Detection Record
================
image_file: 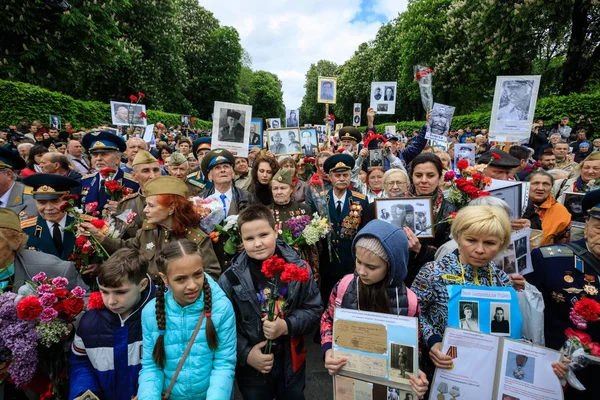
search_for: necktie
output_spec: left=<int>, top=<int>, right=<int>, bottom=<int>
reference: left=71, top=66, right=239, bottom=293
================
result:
left=336, top=200, right=342, bottom=217
left=53, top=223, right=63, bottom=254
left=220, top=194, right=227, bottom=216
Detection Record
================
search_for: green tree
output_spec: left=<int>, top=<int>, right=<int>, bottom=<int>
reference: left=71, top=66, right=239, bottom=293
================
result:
left=298, top=60, right=338, bottom=124
left=250, top=71, right=285, bottom=119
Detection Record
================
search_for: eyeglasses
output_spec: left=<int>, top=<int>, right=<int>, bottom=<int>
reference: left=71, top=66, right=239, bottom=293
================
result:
left=385, top=181, right=407, bottom=187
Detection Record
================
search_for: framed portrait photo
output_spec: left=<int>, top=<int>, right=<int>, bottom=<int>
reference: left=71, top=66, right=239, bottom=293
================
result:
left=249, top=118, right=263, bottom=148
left=369, top=149, right=383, bottom=168
left=285, top=109, right=299, bottom=127
left=335, top=123, right=343, bottom=132
left=370, top=81, right=397, bottom=115
left=180, top=115, right=191, bottom=128
left=267, top=128, right=301, bottom=156
left=353, top=114, right=361, bottom=126
left=560, top=191, right=585, bottom=226
left=487, top=180, right=526, bottom=219
left=211, top=101, right=252, bottom=157
left=375, top=197, right=434, bottom=238
left=267, top=118, right=281, bottom=129
left=110, top=101, right=147, bottom=127
left=299, top=128, right=319, bottom=156
left=49, top=115, right=61, bottom=130
left=317, top=76, right=337, bottom=104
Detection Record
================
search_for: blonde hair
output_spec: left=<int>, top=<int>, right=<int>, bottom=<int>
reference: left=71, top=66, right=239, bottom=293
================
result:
left=451, top=206, right=511, bottom=251
left=382, top=168, right=409, bottom=185
left=578, top=152, right=600, bottom=172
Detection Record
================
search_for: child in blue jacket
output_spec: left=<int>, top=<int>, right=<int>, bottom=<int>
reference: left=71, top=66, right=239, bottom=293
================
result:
left=69, top=248, right=156, bottom=400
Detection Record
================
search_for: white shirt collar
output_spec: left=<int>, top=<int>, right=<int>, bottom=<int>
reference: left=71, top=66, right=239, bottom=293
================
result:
left=214, top=186, right=233, bottom=201
left=333, top=190, right=347, bottom=206
left=46, top=214, right=68, bottom=237
left=0, top=182, right=16, bottom=207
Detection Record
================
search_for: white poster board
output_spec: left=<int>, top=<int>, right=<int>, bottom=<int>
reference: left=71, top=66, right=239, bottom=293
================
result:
left=211, top=101, right=252, bottom=157
left=370, top=82, right=397, bottom=115
left=426, top=103, right=455, bottom=143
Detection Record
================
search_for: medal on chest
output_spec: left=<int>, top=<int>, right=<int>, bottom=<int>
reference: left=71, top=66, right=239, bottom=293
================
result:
left=513, top=354, right=528, bottom=380
left=584, top=275, right=598, bottom=296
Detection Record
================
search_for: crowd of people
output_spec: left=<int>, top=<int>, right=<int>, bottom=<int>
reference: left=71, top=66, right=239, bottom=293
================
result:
left=0, top=107, right=598, bottom=400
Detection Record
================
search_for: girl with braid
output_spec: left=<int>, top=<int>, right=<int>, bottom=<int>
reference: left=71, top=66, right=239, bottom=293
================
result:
left=138, top=239, right=237, bottom=399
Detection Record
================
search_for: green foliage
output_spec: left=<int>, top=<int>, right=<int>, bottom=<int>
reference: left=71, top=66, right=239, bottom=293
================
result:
left=299, top=60, right=338, bottom=124
left=0, top=79, right=211, bottom=130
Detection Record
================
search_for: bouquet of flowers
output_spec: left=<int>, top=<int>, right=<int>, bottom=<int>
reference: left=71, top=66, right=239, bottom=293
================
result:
left=189, top=197, right=225, bottom=234
left=414, top=65, right=434, bottom=112
left=445, top=158, right=493, bottom=208
left=259, top=255, right=310, bottom=354
left=308, top=173, right=338, bottom=262
left=559, top=298, right=600, bottom=390
left=127, top=92, right=146, bottom=133
left=282, top=212, right=330, bottom=247
left=213, top=215, right=242, bottom=255
left=99, top=168, right=133, bottom=202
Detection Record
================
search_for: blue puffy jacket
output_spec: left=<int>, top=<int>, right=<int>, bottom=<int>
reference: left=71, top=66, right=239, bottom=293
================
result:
left=138, top=275, right=237, bottom=399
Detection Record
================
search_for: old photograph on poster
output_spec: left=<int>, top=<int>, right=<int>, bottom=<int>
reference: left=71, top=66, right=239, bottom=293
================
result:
left=370, top=150, right=383, bottom=167
left=211, top=101, right=252, bottom=157
left=111, top=101, right=147, bottom=127
left=353, top=115, right=361, bottom=126
left=249, top=118, right=263, bottom=148
left=489, top=75, right=541, bottom=143
left=454, top=143, right=475, bottom=168
left=488, top=182, right=523, bottom=219
left=317, top=77, right=337, bottom=104
left=389, top=344, right=415, bottom=385
left=180, top=115, right=191, bottom=128
left=267, top=118, right=280, bottom=129
left=370, top=82, right=397, bottom=115
left=385, top=125, right=397, bottom=136
left=459, top=300, right=480, bottom=332
left=375, top=197, right=434, bottom=238
left=286, top=109, right=299, bottom=127
left=316, top=125, right=327, bottom=143
left=268, top=128, right=301, bottom=156
left=354, top=103, right=361, bottom=114
left=299, top=128, right=319, bottom=156
left=49, top=115, right=61, bottom=130
left=560, top=191, right=585, bottom=226
left=427, top=103, right=455, bottom=141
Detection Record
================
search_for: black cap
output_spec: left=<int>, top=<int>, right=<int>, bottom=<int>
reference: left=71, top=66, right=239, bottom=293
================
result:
left=338, top=127, right=362, bottom=142
left=82, top=130, right=127, bottom=153
left=582, top=189, right=600, bottom=219
left=324, top=154, right=355, bottom=174
left=22, top=174, right=80, bottom=200
left=0, top=147, right=26, bottom=170
left=476, top=149, right=521, bottom=168
left=200, top=148, right=235, bottom=178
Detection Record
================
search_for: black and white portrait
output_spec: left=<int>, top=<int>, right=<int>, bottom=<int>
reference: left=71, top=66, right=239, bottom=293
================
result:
left=249, top=118, right=263, bottom=147
left=268, top=118, right=281, bottom=129
left=373, top=86, right=382, bottom=100
left=370, top=149, right=383, bottom=167
left=389, top=343, right=414, bottom=384
left=110, top=101, right=147, bottom=127
left=377, top=103, right=388, bottom=112
left=488, top=182, right=523, bottom=219
left=218, top=109, right=246, bottom=143
left=286, top=109, right=299, bottom=128
left=211, top=101, right=252, bottom=157
left=354, top=103, right=361, bottom=113
left=370, top=81, right=397, bottom=114
left=387, top=388, right=414, bottom=400
left=318, top=77, right=336, bottom=104
left=385, top=125, right=397, bottom=136
left=428, top=103, right=455, bottom=137
left=503, top=254, right=517, bottom=274
left=268, top=128, right=300, bottom=155
left=316, top=125, right=326, bottom=143
left=454, top=144, right=475, bottom=167
left=353, top=115, right=361, bottom=126
left=300, top=128, right=318, bottom=156
left=49, top=115, right=61, bottom=130
left=384, top=86, right=395, bottom=101
left=490, top=303, right=511, bottom=336
left=376, top=197, right=434, bottom=237
left=458, top=301, right=480, bottom=332
left=497, top=80, right=534, bottom=121
left=514, top=236, right=527, bottom=258
left=181, top=115, right=191, bottom=128
left=517, top=255, right=527, bottom=274
left=561, top=192, right=585, bottom=225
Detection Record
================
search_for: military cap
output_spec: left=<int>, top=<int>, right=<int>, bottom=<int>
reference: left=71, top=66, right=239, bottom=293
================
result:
left=200, top=148, right=235, bottom=178
left=227, top=110, right=241, bottom=120
left=582, top=189, right=600, bottom=219
left=169, top=152, right=188, bottom=167
left=82, top=130, right=127, bottom=153
left=0, top=147, right=26, bottom=170
left=271, top=169, right=293, bottom=186
left=132, top=150, right=158, bottom=167
left=143, top=176, right=188, bottom=198
left=324, top=154, right=355, bottom=174
left=192, top=137, right=211, bottom=158
left=0, top=208, right=22, bottom=232
left=476, top=149, right=521, bottom=169
left=21, top=173, right=80, bottom=200
left=388, top=135, right=399, bottom=142
left=338, top=127, right=362, bottom=143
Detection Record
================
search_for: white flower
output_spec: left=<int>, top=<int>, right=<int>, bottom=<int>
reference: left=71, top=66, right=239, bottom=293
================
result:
left=223, top=215, right=239, bottom=232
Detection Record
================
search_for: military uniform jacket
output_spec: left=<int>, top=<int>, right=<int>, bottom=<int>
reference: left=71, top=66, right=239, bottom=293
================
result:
left=80, top=168, right=139, bottom=214
left=6, top=181, right=38, bottom=220
left=187, top=168, right=213, bottom=194
left=21, top=215, right=75, bottom=261
left=116, top=191, right=146, bottom=239
left=320, top=188, right=368, bottom=278
left=101, top=221, right=221, bottom=280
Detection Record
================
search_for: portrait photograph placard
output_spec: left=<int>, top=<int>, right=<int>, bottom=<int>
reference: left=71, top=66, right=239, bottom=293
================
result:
left=180, top=115, right=191, bottom=128
left=489, top=75, right=542, bottom=143
left=560, top=191, right=585, bottom=227
left=317, top=76, right=337, bottom=104
left=353, top=114, right=361, bottom=127
left=110, top=101, right=147, bottom=127
left=49, top=115, right=61, bottom=130
left=487, top=180, right=529, bottom=219
left=427, top=103, right=455, bottom=143
left=385, top=125, right=397, bottom=136
left=286, top=109, right=299, bottom=127
left=299, top=128, right=319, bottom=157
left=370, top=81, right=397, bottom=115
left=353, top=103, right=361, bottom=127
left=267, top=128, right=301, bottom=156
left=354, top=103, right=361, bottom=114
left=316, top=125, right=327, bottom=144
left=249, top=118, right=263, bottom=148
left=335, top=123, right=343, bottom=132
left=454, top=143, right=475, bottom=169
left=374, top=197, right=434, bottom=238
left=267, top=118, right=281, bottom=129
left=211, top=101, right=252, bottom=158
left=369, top=149, right=384, bottom=168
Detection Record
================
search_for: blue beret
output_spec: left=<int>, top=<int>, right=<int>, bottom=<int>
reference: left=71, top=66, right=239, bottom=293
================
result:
left=82, top=130, right=127, bottom=153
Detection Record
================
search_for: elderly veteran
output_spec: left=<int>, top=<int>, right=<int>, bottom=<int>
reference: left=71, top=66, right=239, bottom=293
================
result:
left=0, top=208, right=88, bottom=292
left=20, top=174, right=80, bottom=260
left=553, top=152, right=600, bottom=200
left=338, top=126, right=362, bottom=154
left=80, top=130, right=139, bottom=216
left=186, top=137, right=212, bottom=192
left=0, top=147, right=38, bottom=220
left=167, top=152, right=203, bottom=196
left=269, top=169, right=312, bottom=227
left=477, top=149, right=522, bottom=181
left=527, top=188, right=600, bottom=400
left=81, top=176, right=220, bottom=280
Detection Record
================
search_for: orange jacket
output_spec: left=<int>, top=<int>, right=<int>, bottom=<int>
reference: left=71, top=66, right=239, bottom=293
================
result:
left=535, top=195, right=572, bottom=246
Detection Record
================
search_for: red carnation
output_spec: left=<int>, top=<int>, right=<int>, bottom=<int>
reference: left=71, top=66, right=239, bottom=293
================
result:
left=191, top=117, right=195, bottom=124
left=59, top=202, right=70, bottom=212
left=574, top=298, right=600, bottom=322
left=309, top=173, right=323, bottom=187
left=280, top=264, right=310, bottom=284
left=100, top=168, right=116, bottom=178
left=90, top=219, right=107, bottom=229
left=60, top=297, right=85, bottom=320
left=88, top=292, right=105, bottom=310
left=52, top=289, right=69, bottom=300
left=61, top=194, right=79, bottom=202
left=472, top=173, right=482, bottom=181
left=138, top=92, right=145, bottom=99
left=478, top=190, right=491, bottom=197
left=75, top=236, right=88, bottom=248
left=140, top=111, right=147, bottom=119
left=129, top=94, right=138, bottom=102
left=454, top=178, right=468, bottom=189
left=261, top=255, right=287, bottom=279
left=565, top=327, right=592, bottom=345
left=457, top=159, right=469, bottom=170
left=491, top=153, right=501, bottom=160
left=17, top=296, right=43, bottom=320
left=304, top=157, right=315, bottom=164
left=463, top=185, right=478, bottom=196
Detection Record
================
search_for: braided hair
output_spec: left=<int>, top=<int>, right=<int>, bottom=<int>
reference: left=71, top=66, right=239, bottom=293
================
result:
left=153, top=239, right=218, bottom=369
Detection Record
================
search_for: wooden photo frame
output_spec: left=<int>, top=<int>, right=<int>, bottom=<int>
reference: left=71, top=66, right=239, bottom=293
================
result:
left=375, top=197, right=435, bottom=238
left=249, top=118, right=263, bottom=148
left=299, top=127, right=320, bottom=157
left=317, top=76, right=337, bottom=104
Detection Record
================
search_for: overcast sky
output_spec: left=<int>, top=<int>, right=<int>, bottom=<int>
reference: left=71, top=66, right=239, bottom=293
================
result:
left=200, top=0, right=409, bottom=110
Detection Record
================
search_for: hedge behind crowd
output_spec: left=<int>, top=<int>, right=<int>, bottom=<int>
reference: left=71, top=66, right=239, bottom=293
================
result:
left=0, top=80, right=212, bottom=131
left=2, top=79, right=600, bottom=137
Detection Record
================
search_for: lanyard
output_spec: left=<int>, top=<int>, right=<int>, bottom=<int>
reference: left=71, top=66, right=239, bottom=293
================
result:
left=457, top=260, right=494, bottom=287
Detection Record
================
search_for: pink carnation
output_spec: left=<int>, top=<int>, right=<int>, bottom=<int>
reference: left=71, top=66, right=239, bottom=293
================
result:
left=71, top=286, right=86, bottom=299
left=40, top=293, right=57, bottom=308
left=37, top=284, right=52, bottom=294
left=32, top=272, right=47, bottom=283
left=52, top=277, right=68, bottom=289
left=444, top=171, right=456, bottom=182
left=40, top=307, right=59, bottom=322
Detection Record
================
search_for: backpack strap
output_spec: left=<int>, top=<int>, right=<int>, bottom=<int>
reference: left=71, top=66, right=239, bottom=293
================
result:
left=406, top=288, right=418, bottom=317
left=335, top=274, right=355, bottom=307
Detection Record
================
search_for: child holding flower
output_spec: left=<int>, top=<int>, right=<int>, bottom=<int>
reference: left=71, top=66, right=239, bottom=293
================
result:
left=218, top=204, right=322, bottom=399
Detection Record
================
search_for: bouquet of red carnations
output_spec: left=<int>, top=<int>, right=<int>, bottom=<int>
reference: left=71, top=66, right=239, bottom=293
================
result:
left=445, top=158, right=493, bottom=208
left=99, top=168, right=133, bottom=201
